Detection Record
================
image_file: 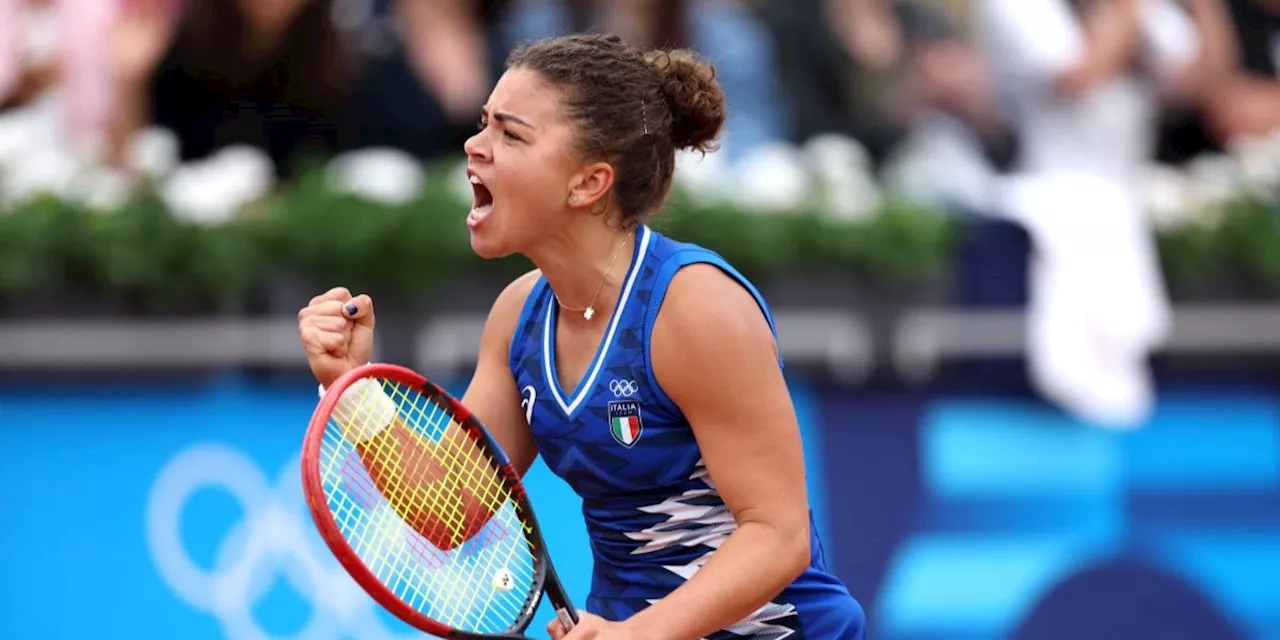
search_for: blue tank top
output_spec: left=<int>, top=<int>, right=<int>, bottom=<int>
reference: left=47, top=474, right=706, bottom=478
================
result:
left=509, top=225, right=865, bottom=639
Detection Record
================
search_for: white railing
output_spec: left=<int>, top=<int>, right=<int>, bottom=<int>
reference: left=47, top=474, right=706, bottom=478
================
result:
left=3, top=305, right=1280, bottom=382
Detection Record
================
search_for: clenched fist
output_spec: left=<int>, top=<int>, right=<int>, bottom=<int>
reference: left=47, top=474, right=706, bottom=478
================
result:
left=298, top=287, right=375, bottom=388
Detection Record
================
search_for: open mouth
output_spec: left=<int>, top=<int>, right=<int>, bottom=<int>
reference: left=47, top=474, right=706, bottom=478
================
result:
left=468, top=174, right=494, bottom=228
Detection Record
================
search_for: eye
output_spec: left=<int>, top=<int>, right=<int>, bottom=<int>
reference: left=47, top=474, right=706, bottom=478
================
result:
left=503, top=130, right=521, bottom=142
left=476, top=119, right=487, bottom=131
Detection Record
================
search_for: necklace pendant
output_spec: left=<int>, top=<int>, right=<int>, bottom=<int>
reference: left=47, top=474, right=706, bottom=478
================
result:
left=583, top=306, right=595, bottom=320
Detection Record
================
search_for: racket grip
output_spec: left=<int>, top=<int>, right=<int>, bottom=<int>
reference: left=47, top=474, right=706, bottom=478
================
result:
left=555, top=607, right=577, bottom=632
left=330, top=377, right=398, bottom=443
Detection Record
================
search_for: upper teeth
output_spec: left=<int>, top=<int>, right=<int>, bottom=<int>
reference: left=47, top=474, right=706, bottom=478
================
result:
left=469, top=175, right=483, bottom=185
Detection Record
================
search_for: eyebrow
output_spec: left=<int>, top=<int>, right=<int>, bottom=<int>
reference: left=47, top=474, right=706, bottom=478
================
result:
left=481, top=107, right=536, bottom=131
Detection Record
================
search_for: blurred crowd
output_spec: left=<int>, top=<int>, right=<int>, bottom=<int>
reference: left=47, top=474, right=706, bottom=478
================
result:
left=5, top=0, right=1280, bottom=425
left=0, top=0, right=1276, bottom=198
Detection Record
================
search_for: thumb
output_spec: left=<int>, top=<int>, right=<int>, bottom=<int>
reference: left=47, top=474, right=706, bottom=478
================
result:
left=343, top=294, right=376, bottom=328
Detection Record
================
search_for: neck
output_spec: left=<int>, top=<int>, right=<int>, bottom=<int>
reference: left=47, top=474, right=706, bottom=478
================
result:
left=527, top=218, right=636, bottom=323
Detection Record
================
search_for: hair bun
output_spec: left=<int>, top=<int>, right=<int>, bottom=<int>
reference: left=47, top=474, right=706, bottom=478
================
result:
left=646, top=49, right=726, bottom=153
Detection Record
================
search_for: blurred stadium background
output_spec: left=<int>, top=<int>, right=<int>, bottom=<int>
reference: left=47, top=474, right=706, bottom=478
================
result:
left=3, top=0, right=1280, bottom=638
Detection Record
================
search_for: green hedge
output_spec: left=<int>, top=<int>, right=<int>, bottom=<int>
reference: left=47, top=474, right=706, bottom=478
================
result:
left=0, top=159, right=1277, bottom=315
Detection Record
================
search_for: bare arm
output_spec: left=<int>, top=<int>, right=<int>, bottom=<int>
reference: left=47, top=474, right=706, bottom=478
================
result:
left=395, top=0, right=489, bottom=121
left=1053, top=0, right=1145, bottom=97
left=624, top=265, right=810, bottom=640
left=459, top=269, right=542, bottom=476
left=1182, top=0, right=1238, bottom=88
left=828, top=0, right=905, bottom=70
left=104, top=0, right=176, bottom=168
left=1195, top=0, right=1280, bottom=141
left=1204, top=76, right=1280, bottom=141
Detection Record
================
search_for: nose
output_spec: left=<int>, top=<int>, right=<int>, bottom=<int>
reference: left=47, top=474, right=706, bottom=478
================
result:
left=464, top=129, right=490, bottom=163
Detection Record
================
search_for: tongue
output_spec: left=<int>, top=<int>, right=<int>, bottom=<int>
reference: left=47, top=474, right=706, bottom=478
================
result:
left=473, top=184, right=493, bottom=210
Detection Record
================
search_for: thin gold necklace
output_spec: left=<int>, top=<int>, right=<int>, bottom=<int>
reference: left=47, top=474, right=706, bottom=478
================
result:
left=556, top=235, right=629, bottom=321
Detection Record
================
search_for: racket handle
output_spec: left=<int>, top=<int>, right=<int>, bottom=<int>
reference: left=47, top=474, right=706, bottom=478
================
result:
left=546, top=568, right=579, bottom=630
left=555, top=606, right=578, bottom=631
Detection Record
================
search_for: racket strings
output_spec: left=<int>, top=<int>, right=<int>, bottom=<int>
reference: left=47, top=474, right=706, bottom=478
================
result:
left=319, top=378, right=538, bottom=633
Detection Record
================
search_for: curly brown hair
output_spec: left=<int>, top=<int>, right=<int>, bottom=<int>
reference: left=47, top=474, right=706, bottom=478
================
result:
left=506, top=34, right=726, bottom=224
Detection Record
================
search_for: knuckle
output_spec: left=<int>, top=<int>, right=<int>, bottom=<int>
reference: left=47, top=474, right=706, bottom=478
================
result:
left=312, top=300, right=339, bottom=316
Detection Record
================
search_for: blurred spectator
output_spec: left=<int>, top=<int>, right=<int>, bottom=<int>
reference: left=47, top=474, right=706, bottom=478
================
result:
left=0, top=0, right=115, bottom=156
left=977, top=0, right=1226, bottom=183
left=105, top=0, right=515, bottom=177
left=506, top=0, right=790, bottom=165
left=1203, top=0, right=1280, bottom=141
left=341, top=0, right=514, bottom=159
left=107, top=0, right=351, bottom=178
left=1160, top=0, right=1280, bottom=160
left=974, top=0, right=1228, bottom=427
left=754, top=0, right=1009, bottom=170
left=0, top=0, right=61, bottom=111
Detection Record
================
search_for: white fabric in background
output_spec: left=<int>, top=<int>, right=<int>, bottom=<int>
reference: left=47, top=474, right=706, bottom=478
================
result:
left=975, top=0, right=1195, bottom=427
left=995, top=173, right=1170, bottom=428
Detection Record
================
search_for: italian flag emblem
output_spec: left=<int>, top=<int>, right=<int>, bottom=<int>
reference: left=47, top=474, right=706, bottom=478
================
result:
left=607, top=400, right=644, bottom=447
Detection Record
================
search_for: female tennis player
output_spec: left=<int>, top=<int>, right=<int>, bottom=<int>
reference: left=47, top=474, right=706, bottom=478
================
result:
left=298, top=33, right=865, bottom=640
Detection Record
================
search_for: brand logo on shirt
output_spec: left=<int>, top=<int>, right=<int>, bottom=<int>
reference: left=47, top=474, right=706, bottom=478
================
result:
left=607, top=400, right=644, bottom=448
left=609, top=379, right=639, bottom=398
left=521, top=385, right=536, bottom=425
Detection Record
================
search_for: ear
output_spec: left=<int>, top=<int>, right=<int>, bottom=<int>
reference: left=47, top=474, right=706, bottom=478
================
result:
left=567, top=162, right=614, bottom=211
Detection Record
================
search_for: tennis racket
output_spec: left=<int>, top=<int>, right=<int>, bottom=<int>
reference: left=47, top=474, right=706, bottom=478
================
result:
left=301, top=362, right=579, bottom=639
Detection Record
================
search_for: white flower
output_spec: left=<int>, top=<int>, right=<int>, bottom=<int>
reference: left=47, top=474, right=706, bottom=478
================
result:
left=0, top=107, right=43, bottom=174
left=804, top=134, right=883, bottom=222
left=674, top=147, right=731, bottom=203
left=211, top=145, right=275, bottom=200
left=127, top=127, right=181, bottom=182
left=1140, top=163, right=1195, bottom=230
left=727, top=143, right=810, bottom=214
left=326, top=147, right=425, bottom=206
left=1227, top=134, right=1280, bottom=195
left=878, top=115, right=997, bottom=216
left=161, top=145, right=275, bottom=226
left=69, top=166, right=136, bottom=212
left=1183, top=153, right=1243, bottom=227
left=2, top=147, right=82, bottom=205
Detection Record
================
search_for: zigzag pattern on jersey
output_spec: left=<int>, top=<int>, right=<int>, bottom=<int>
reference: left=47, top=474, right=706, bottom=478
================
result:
left=624, top=461, right=737, bottom=559
left=704, top=600, right=804, bottom=640
left=589, top=597, right=804, bottom=639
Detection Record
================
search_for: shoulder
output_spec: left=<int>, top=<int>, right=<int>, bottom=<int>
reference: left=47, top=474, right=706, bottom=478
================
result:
left=497, top=268, right=543, bottom=310
left=649, top=263, right=785, bottom=420
left=651, top=263, right=775, bottom=365
left=481, top=269, right=543, bottom=346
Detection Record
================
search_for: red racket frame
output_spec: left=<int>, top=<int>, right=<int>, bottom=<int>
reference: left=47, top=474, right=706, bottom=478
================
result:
left=301, top=363, right=578, bottom=639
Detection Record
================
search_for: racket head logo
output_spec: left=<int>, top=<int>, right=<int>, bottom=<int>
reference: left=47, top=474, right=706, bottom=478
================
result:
left=492, top=567, right=516, bottom=591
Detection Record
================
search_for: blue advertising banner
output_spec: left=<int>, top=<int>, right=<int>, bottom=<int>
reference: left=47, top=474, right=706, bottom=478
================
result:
left=8, top=370, right=1277, bottom=640
left=0, top=374, right=831, bottom=640
left=823, top=389, right=1280, bottom=640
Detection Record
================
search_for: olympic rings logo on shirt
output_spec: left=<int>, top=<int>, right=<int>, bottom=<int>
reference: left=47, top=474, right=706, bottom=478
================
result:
left=144, top=443, right=424, bottom=640
left=609, top=379, right=639, bottom=398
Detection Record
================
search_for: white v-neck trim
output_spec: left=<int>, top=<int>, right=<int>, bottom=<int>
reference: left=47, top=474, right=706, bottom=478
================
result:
left=542, top=226, right=652, bottom=416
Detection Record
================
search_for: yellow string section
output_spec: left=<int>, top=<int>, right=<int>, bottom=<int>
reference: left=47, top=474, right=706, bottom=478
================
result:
left=318, top=378, right=538, bottom=633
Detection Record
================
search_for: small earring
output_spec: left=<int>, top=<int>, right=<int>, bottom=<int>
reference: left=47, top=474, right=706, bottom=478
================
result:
left=569, top=195, right=579, bottom=205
